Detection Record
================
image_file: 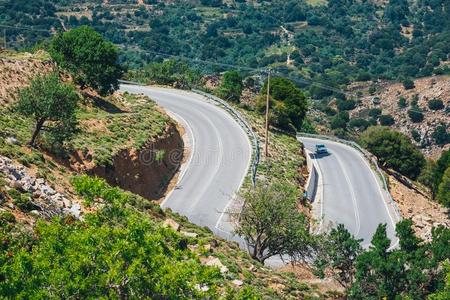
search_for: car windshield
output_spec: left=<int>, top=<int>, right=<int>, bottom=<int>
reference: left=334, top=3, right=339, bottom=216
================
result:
left=317, top=145, right=325, bottom=148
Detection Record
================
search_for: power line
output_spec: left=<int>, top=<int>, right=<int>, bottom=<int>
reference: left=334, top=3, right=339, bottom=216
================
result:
left=0, top=23, right=432, bottom=114
left=0, top=24, right=55, bottom=33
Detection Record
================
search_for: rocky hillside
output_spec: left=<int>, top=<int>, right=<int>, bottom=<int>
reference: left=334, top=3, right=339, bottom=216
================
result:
left=350, top=75, right=450, bottom=159
left=0, top=51, right=55, bottom=106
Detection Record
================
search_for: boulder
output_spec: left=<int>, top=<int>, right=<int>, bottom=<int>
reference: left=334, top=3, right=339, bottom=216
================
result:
left=5, top=137, right=18, bottom=145
left=232, top=279, right=243, bottom=287
left=202, top=257, right=228, bottom=274
left=163, top=218, right=180, bottom=231
left=69, top=203, right=81, bottom=219
left=181, top=231, right=198, bottom=238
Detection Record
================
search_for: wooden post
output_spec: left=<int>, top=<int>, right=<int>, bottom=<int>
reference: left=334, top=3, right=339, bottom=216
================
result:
left=264, top=69, right=271, bottom=157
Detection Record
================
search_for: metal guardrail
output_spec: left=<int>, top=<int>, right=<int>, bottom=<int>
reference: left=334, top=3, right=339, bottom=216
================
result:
left=297, top=133, right=402, bottom=222
left=191, top=89, right=260, bottom=187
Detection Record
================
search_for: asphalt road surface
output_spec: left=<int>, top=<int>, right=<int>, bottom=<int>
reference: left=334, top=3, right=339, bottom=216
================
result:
left=120, top=85, right=252, bottom=239
left=299, top=137, right=399, bottom=248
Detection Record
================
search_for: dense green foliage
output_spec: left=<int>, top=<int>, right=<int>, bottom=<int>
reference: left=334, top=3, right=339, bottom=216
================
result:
left=314, top=224, right=363, bottom=288
left=3, top=0, right=450, bottom=97
left=234, top=182, right=312, bottom=264
left=408, top=108, right=424, bottom=123
left=0, top=175, right=259, bottom=299
left=432, top=125, right=450, bottom=146
left=50, top=26, right=123, bottom=95
left=433, top=150, right=450, bottom=206
left=361, top=126, right=425, bottom=179
left=436, top=167, right=450, bottom=207
left=216, top=70, right=243, bottom=102
left=257, top=77, right=308, bottom=131
left=378, top=114, right=395, bottom=126
left=16, top=72, right=79, bottom=147
left=350, top=220, right=450, bottom=299
left=126, top=59, right=201, bottom=89
left=428, top=98, right=445, bottom=110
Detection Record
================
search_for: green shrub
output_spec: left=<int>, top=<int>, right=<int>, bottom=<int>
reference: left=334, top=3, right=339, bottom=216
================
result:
left=411, top=129, right=421, bottom=142
left=379, top=114, right=395, bottom=126
left=0, top=211, right=16, bottom=227
left=398, top=97, right=408, bottom=108
left=8, top=189, right=34, bottom=212
left=402, top=78, right=415, bottom=90
left=331, top=111, right=349, bottom=130
left=336, top=99, right=357, bottom=111
left=349, top=118, right=370, bottom=130
left=428, top=98, right=444, bottom=110
left=408, top=109, right=424, bottom=123
left=361, top=126, right=425, bottom=179
left=72, top=175, right=129, bottom=206
left=368, top=108, right=382, bottom=118
left=432, top=125, right=450, bottom=146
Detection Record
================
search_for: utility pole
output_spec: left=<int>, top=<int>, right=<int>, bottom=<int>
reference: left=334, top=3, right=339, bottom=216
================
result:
left=264, top=69, right=271, bottom=157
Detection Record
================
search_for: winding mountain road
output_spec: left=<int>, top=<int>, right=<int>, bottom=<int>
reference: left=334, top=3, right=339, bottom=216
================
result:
left=300, top=137, right=400, bottom=248
left=120, top=85, right=252, bottom=239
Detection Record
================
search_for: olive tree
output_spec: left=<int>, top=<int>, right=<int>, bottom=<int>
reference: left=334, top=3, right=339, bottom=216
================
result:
left=50, top=26, right=124, bottom=96
left=361, top=126, right=425, bottom=179
left=16, top=73, right=79, bottom=147
left=232, top=182, right=312, bottom=264
left=217, top=70, right=243, bottom=102
left=314, top=224, right=363, bottom=288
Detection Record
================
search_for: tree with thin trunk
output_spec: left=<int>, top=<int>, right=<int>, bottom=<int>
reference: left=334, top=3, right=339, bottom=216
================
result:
left=16, top=72, right=79, bottom=147
left=313, top=224, right=363, bottom=288
left=231, top=182, right=313, bottom=264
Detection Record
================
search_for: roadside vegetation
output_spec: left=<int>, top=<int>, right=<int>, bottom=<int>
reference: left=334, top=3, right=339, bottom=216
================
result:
left=0, top=15, right=448, bottom=298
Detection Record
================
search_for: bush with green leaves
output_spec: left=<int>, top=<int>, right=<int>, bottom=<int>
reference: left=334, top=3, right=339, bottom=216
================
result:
left=428, top=98, right=445, bottom=110
left=350, top=220, right=450, bottom=299
left=436, top=167, right=450, bottom=208
left=349, top=118, right=370, bottom=131
left=361, top=126, right=425, bottom=179
left=398, top=96, right=408, bottom=108
left=216, top=70, right=243, bottom=102
left=402, top=78, right=415, bottom=90
left=336, top=99, right=357, bottom=111
left=7, top=189, right=35, bottom=212
left=379, top=114, right=395, bottom=126
left=432, top=125, right=450, bottom=146
left=368, top=108, right=382, bottom=118
left=132, top=59, right=201, bottom=89
left=411, top=129, right=421, bottom=142
left=258, top=77, right=308, bottom=131
left=314, top=224, right=363, bottom=288
left=0, top=209, right=222, bottom=298
left=0, top=211, right=16, bottom=227
left=433, top=150, right=450, bottom=204
left=331, top=111, right=349, bottom=130
left=408, top=108, right=424, bottom=123
left=50, top=26, right=124, bottom=96
left=16, top=73, right=79, bottom=147
left=233, top=182, right=313, bottom=264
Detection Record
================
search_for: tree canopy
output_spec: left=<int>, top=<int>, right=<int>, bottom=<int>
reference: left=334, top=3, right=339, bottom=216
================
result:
left=361, top=126, right=425, bottom=179
left=232, top=182, right=312, bottom=264
left=216, top=70, right=243, bottom=102
left=50, top=26, right=124, bottom=95
left=16, top=72, right=79, bottom=147
left=258, top=77, right=308, bottom=131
